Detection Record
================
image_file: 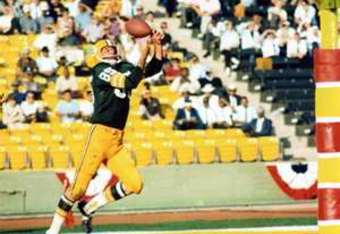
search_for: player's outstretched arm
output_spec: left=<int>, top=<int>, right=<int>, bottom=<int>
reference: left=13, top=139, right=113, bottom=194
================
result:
left=144, top=31, right=164, bottom=78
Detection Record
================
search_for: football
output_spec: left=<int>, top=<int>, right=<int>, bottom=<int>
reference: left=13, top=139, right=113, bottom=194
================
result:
left=125, top=18, right=152, bottom=38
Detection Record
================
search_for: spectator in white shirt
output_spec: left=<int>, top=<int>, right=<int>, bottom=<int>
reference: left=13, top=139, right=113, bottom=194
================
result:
left=172, top=86, right=198, bottom=111
left=287, top=32, right=308, bottom=59
left=56, top=90, right=80, bottom=123
left=261, top=30, right=280, bottom=58
left=2, top=94, right=25, bottom=129
left=26, top=0, right=44, bottom=19
left=36, top=46, right=58, bottom=79
left=197, top=96, right=217, bottom=129
left=233, top=97, right=257, bottom=127
left=190, top=0, right=221, bottom=35
left=276, top=21, right=296, bottom=54
left=220, top=20, right=240, bottom=69
left=56, top=67, right=78, bottom=97
left=170, top=68, right=200, bottom=94
left=0, top=7, right=14, bottom=34
left=294, top=0, right=316, bottom=26
left=33, top=24, right=58, bottom=57
left=199, top=84, right=220, bottom=109
left=20, top=92, right=40, bottom=123
left=189, top=55, right=208, bottom=81
left=213, top=97, right=233, bottom=128
left=267, top=0, right=287, bottom=29
left=306, top=25, right=320, bottom=52
left=82, top=16, right=103, bottom=43
left=120, top=0, right=141, bottom=17
left=79, top=90, right=94, bottom=122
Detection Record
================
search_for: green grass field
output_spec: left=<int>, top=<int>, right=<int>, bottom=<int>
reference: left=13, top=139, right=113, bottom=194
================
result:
left=1, top=217, right=317, bottom=234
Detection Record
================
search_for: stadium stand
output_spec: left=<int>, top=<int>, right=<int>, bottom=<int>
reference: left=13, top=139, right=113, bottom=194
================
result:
left=0, top=0, right=315, bottom=171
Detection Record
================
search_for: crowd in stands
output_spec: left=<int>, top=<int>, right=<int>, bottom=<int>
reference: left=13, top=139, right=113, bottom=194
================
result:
left=1, top=0, right=317, bottom=139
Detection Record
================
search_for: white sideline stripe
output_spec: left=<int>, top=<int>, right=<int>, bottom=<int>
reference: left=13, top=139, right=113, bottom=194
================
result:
left=319, top=220, right=340, bottom=226
left=69, top=226, right=318, bottom=234
left=316, top=117, right=340, bottom=123
left=316, top=82, right=340, bottom=88
left=318, top=182, right=340, bottom=189
left=318, top=152, right=340, bottom=158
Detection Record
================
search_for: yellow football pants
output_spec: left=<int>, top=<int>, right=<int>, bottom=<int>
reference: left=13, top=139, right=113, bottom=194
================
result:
left=66, top=124, right=143, bottom=201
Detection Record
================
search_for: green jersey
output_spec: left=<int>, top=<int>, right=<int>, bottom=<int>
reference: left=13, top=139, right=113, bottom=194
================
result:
left=90, top=57, right=162, bottom=129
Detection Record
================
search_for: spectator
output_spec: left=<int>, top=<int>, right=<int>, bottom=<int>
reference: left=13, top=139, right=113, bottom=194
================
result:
left=19, top=5, right=39, bottom=34
left=120, top=0, right=141, bottom=17
left=261, top=29, right=280, bottom=58
left=56, top=67, right=78, bottom=96
left=226, top=84, right=241, bottom=108
left=2, top=94, right=25, bottom=129
left=0, top=7, right=14, bottom=34
left=16, top=48, right=38, bottom=78
left=79, top=90, right=94, bottom=121
left=190, top=0, right=221, bottom=36
left=36, top=46, right=58, bottom=79
left=56, top=89, right=80, bottom=123
left=36, top=105, right=49, bottom=122
left=75, top=3, right=92, bottom=32
left=25, top=0, right=44, bottom=20
left=10, top=82, right=26, bottom=104
left=47, top=0, right=65, bottom=22
left=276, top=21, right=295, bottom=56
left=242, top=106, right=273, bottom=136
left=294, top=0, right=316, bottom=26
left=139, top=89, right=164, bottom=120
left=20, top=91, right=40, bottom=123
left=267, top=0, right=287, bottom=29
left=173, top=99, right=204, bottom=130
left=203, top=18, right=224, bottom=58
left=170, top=68, right=200, bottom=93
left=82, top=16, right=103, bottom=43
left=164, top=58, right=182, bottom=82
left=172, top=86, right=197, bottom=111
left=213, top=97, right=233, bottom=128
left=57, top=8, right=80, bottom=46
left=33, top=24, right=58, bottom=56
left=287, top=32, right=308, bottom=59
left=189, top=55, right=208, bottom=81
left=220, top=20, right=240, bottom=70
left=199, top=84, right=219, bottom=109
left=233, top=96, right=257, bottom=127
left=160, top=21, right=172, bottom=49
left=145, top=11, right=156, bottom=28
left=38, top=1, right=54, bottom=30
left=197, top=96, right=217, bottom=129
left=21, top=67, right=42, bottom=98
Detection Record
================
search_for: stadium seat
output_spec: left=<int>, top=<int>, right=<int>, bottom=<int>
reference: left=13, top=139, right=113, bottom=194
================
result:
left=30, top=123, right=51, bottom=135
left=196, top=140, right=217, bottom=164
left=8, top=146, right=28, bottom=170
left=0, top=147, right=7, bottom=169
left=216, top=139, right=237, bottom=163
left=206, top=129, right=226, bottom=139
left=225, top=129, right=245, bottom=139
left=0, top=129, right=9, bottom=139
left=43, top=134, right=63, bottom=148
left=238, top=138, right=259, bottom=162
left=29, top=146, right=47, bottom=170
left=133, top=143, right=154, bottom=167
left=0, top=136, right=21, bottom=146
left=174, top=140, right=195, bottom=164
left=258, top=137, right=280, bottom=161
left=50, top=146, right=70, bottom=169
left=153, top=142, right=174, bottom=165
left=22, top=135, right=43, bottom=146
left=10, top=127, right=31, bottom=138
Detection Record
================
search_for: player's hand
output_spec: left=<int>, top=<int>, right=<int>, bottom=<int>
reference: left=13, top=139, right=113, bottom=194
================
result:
left=0, top=92, right=8, bottom=104
left=151, top=30, right=164, bottom=45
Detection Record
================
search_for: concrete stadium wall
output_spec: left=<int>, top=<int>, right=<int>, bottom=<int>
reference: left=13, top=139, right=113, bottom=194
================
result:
left=0, top=163, right=301, bottom=215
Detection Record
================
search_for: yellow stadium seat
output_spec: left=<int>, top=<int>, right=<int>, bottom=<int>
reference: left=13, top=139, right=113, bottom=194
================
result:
left=133, top=143, right=153, bottom=167
left=0, top=147, right=7, bottom=169
left=196, top=140, right=216, bottom=164
left=206, top=129, right=227, bottom=139
left=69, top=143, right=84, bottom=168
left=174, top=140, right=195, bottom=164
left=0, top=129, right=10, bottom=138
left=29, top=146, right=47, bottom=169
left=153, top=142, right=174, bottom=165
left=30, top=123, right=51, bottom=134
left=10, top=127, right=31, bottom=138
left=225, top=129, right=245, bottom=139
left=150, top=131, right=169, bottom=141
left=8, top=146, right=28, bottom=170
left=172, top=130, right=188, bottom=139
left=22, top=135, right=43, bottom=146
left=0, top=136, right=21, bottom=146
left=152, top=119, right=172, bottom=130
left=258, top=137, right=280, bottom=161
left=216, top=139, right=237, bottom=163
left=238, top=138, right=259, bottom=162
left=43, top=134, right=63, bottom=148
left=50, top=146, right=70, bottom=169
